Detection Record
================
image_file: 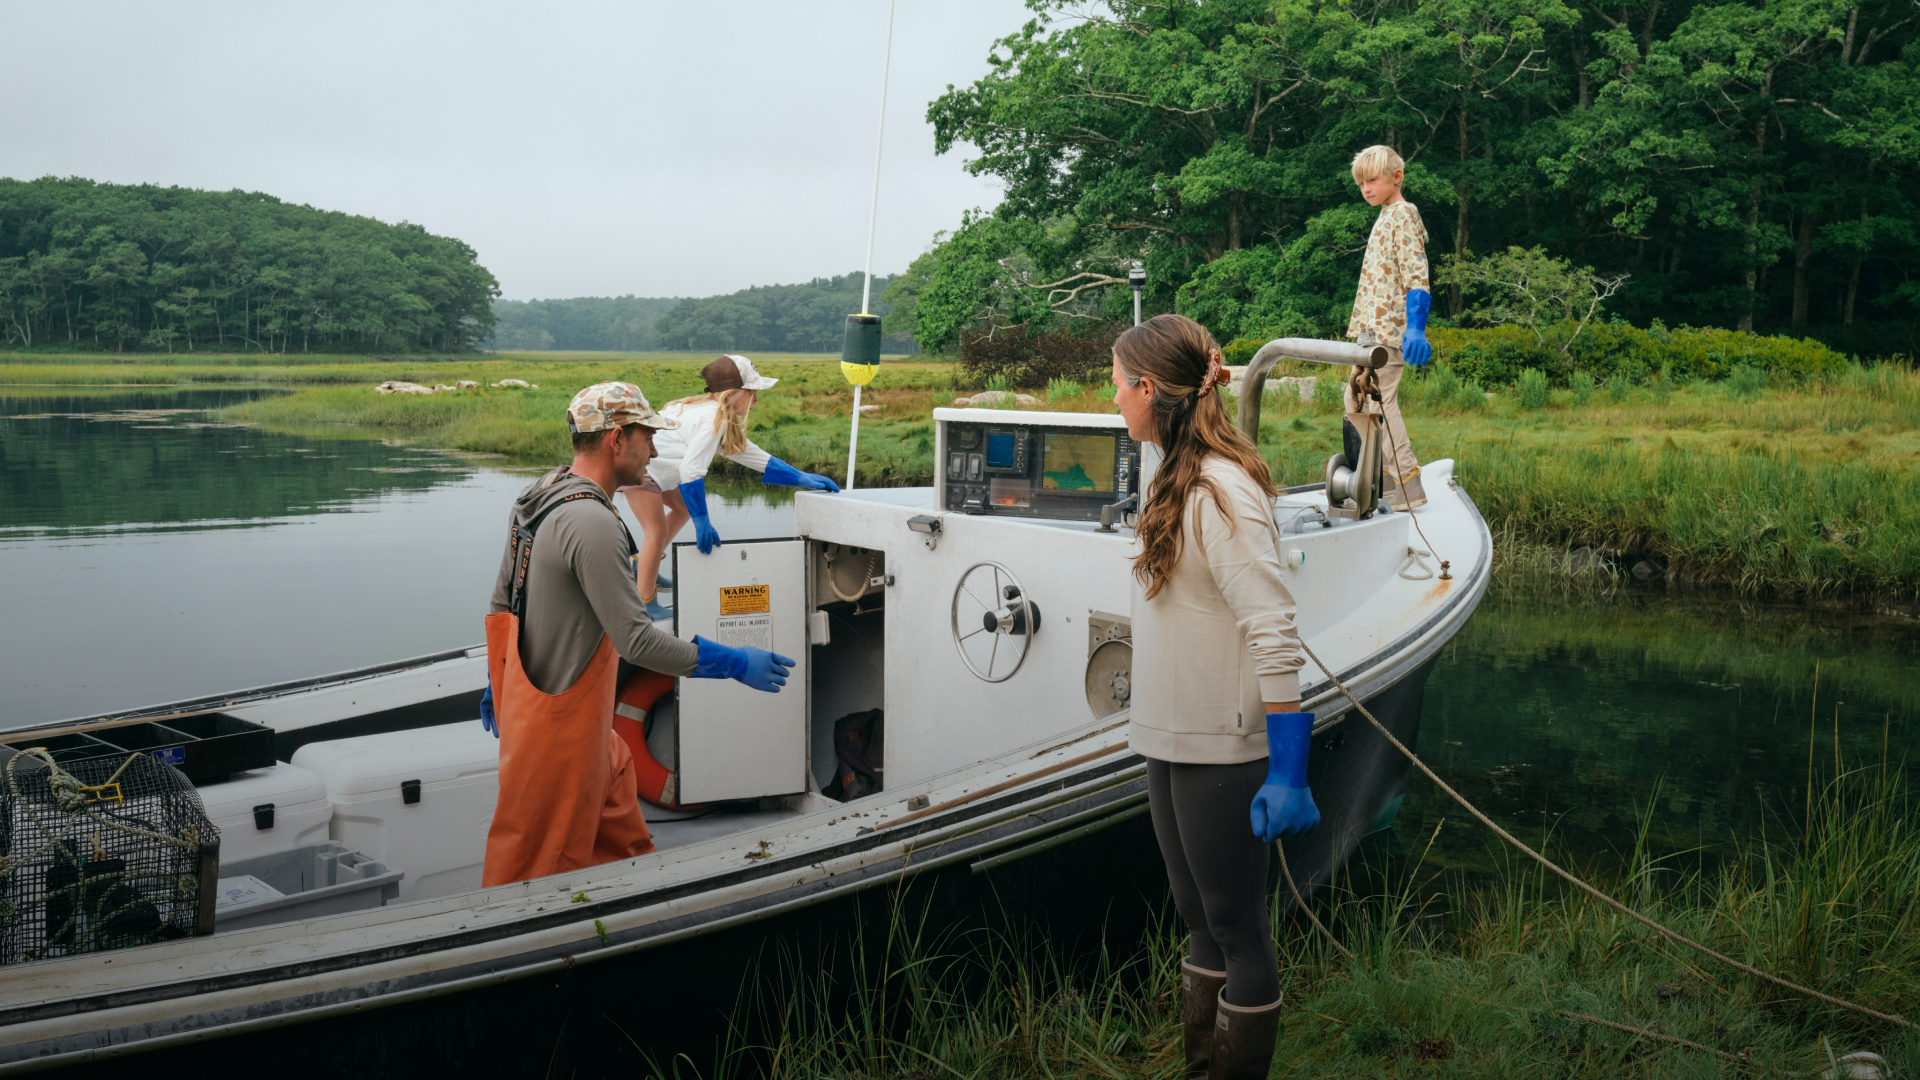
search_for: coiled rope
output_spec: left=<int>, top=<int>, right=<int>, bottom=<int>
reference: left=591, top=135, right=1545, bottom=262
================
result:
left=824, top=544, right=879, bottom=604
left=1280, top=639, right=1914, bottom=1031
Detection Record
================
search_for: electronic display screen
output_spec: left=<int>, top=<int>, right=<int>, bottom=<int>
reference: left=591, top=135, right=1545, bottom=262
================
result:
left=1040, top=433, right=1116, bottom=494
left=985, top=431, right=1017, bottom=469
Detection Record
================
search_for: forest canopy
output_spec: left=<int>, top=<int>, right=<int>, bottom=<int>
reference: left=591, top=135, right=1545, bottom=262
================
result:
left=894, top=0, right=1920, bottom=356
left=0, top=177, right=499, bottom=353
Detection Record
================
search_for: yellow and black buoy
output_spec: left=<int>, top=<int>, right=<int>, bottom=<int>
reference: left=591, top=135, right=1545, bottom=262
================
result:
left=841, top=313, right=882, bottom=490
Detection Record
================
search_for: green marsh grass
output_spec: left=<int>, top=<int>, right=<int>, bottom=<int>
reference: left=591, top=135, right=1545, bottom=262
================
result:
left=13, top=350, right=1919, bottom=601
left=671, top=768, right=1920, bottom=1079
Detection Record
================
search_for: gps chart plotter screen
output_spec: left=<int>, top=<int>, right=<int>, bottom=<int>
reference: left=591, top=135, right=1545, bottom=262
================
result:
left=1041, top=433, right=1117, bottom=493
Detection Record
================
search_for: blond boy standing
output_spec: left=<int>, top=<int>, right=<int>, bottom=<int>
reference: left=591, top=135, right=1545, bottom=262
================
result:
left=1345, top=145, right=1431, bottom=509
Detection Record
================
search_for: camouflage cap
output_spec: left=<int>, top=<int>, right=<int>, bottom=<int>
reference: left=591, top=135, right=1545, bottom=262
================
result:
left=567, top=382, right=678, bottom=433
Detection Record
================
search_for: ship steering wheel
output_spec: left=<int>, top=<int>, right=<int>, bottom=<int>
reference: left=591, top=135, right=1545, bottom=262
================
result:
left=950, top=561, right=1043, bottom=683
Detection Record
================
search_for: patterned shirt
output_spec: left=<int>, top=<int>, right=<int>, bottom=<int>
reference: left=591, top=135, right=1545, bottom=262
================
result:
left=1347, top=199, right=1430, bottom=350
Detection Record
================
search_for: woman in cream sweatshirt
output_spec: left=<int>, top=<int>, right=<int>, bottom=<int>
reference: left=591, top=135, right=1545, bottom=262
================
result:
left=1113, top=315, right=1319, bottom=1080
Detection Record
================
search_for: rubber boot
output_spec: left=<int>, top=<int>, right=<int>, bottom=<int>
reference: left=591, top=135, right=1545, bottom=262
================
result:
left=643, top=595, right=673, bottom=622
left=1180, top=959, right=1226, bottom=1078
left=1207, top=994, right=1282, bottom=1080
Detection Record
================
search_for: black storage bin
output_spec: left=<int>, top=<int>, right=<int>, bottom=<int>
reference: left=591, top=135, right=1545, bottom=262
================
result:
left=4, top=713, right=274, bottom=783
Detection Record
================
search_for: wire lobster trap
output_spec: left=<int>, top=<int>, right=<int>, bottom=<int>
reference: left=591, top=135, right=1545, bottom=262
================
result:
left=1, top=746, right=220, bottom=965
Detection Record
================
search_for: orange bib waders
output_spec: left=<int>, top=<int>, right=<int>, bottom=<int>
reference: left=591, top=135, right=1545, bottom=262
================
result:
left=481, top=610, right=654, bottom=887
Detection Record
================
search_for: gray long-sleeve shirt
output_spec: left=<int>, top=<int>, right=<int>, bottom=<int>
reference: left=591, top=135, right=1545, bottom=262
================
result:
left=489, top=467, right=698, bottom=694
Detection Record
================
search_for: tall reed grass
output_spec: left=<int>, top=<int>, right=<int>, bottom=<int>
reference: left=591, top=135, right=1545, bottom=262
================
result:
left=650, top=768, right=1920, bottom=1078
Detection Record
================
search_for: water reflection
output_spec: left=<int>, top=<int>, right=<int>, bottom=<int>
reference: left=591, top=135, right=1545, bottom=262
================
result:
left=1400, top=590, right=1920, bottom=872
left=0, top=389, right=793, bottom=725
left=1, top=389, right=463, bottom=536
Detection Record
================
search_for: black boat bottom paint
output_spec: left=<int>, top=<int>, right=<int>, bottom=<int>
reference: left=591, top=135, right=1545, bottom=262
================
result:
left=25, top=669, right=1432, bottom=1076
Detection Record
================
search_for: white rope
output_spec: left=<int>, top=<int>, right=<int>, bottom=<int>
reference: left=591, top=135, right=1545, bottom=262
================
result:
left=1398, top=546, right=1435, bottom=580
left=823, top=544, right=878, bottom=604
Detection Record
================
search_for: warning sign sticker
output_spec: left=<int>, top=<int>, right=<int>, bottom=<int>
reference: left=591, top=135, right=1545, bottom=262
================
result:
left=719, top=584, right=771, bottom=615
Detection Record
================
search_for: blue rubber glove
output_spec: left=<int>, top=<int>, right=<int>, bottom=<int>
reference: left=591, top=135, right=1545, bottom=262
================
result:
left=1401, top=289, right=1433, bottom=367
left=679, top=478, right=723, bottom=554
left=479, top=682, right=498, bottom=738
left=763, top=456, right=841, bottom=493
left=1250, top=711, right=1320, bottom=842
left=691, top=634, right=795, bottom=693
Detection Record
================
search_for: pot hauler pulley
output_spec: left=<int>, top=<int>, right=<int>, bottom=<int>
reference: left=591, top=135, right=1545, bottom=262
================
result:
left=1236, top=336, right=1451, bottom=578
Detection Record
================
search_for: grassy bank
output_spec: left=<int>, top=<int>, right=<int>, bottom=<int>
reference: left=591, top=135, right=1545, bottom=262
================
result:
left=677, top=768, right=1920, bottom=1079
left=10, top=350, right=1917, bottom=601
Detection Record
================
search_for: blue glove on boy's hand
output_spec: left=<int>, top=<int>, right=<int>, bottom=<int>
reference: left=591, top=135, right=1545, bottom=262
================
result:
left=479, top=682, right=498, bottom=738
left=679, top=478, right=723, bottom=553
left=1251, top=711, right=1320, bottom=842
left=763, top=456, right=840, bottom=493
left=691, top=634, right=795, bottom=693
left=1401, top=289, right=1433, bottom=367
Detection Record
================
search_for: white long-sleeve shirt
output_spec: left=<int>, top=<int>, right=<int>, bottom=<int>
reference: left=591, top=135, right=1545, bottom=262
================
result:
left=644, top=398, right=774, bottom=490
left=1127, top=457, right=1304, bottom=764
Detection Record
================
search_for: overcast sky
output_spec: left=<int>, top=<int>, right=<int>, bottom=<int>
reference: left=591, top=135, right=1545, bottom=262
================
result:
left=0, top=1, right=1033, bottom=300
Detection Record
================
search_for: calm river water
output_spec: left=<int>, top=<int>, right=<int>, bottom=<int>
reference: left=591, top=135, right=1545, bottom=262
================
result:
left=3, top=388, right=1916, bottom=867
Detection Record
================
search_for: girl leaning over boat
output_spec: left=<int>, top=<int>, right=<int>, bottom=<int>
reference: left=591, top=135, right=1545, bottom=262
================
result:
left=1112, top=315, right=1320, bottom=1080
left=622, top=355, right=840, bottom=619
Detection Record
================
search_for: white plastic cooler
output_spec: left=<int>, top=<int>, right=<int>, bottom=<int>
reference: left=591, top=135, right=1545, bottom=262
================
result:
left=291, top=722, right=500, bottom=902
left=195, top=762, right=333, bottom=864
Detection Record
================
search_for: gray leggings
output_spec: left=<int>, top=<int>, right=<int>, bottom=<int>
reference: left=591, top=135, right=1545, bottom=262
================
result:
left=1146, top=757, right=1280, bottom=1007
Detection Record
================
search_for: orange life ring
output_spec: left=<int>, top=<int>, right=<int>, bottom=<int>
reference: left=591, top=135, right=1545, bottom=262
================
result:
left=614, top=668, right=705, bottom=810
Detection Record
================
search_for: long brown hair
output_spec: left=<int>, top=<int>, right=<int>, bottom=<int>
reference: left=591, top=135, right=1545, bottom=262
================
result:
left=666, top=388, right=756, bottom=455
left=1117, top=314, right=1275, bottom=599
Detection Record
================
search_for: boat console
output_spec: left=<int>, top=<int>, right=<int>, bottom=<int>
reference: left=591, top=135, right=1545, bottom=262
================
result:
left=934, top=409, right=1141, bottom=521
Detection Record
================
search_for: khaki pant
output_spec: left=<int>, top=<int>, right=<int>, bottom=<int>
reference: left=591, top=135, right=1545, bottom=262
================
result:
left=1343, top=347, right=1420, bottom=482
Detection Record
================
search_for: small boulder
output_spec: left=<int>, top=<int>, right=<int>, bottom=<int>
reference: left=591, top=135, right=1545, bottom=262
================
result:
left=1223, top=367, right=1317, bottom=403
left=1567, top=546, right=1599, bottom=573
left=1274, top=376, right=1317, bottom=402
left=493, top=378, right=532, bottom=389
left=967, top=389, right=1018, bottom=407
left=375, top=380, right=436, bottom=395
left=857, top=404, right=880, bottom=415
left=456, top=380, right=479, bottom=390
left=1630, top=560, right=1658, bottom=581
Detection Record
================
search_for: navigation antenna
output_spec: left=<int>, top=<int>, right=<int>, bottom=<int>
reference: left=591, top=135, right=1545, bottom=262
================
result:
left=839, top=0, right=897, bottom=493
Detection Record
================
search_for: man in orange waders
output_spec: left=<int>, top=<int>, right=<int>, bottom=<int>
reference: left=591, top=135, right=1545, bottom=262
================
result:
left=479, top=382, right=794, bottom=887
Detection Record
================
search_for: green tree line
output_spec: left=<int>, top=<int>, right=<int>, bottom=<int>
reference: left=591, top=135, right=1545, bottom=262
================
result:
left=489, top=296, right=683, bottom=351
left=889, top=0, right=1920, bottom=357
left=0, top=177, right=499, bottom=353
left=489, top=274, right=919, bottom=354
left=651, top=271, right=915, bottom=353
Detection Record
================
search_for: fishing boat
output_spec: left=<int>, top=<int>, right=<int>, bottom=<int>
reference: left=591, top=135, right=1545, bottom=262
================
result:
left=0, top=358, right=1491, bottom=1073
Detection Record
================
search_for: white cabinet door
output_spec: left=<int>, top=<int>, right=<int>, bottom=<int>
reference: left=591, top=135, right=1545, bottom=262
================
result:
left=672, top=538, right=808, bottom=802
